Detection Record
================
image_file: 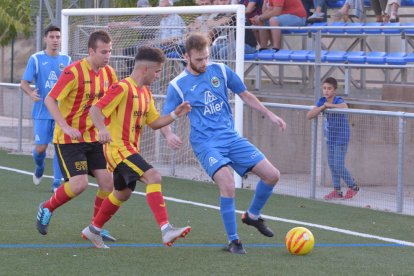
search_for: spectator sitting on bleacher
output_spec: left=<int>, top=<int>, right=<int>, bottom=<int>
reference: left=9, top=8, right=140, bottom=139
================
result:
left=240, top=0, right=266, bottom=49
left=370, top=0, right=399, bottom=22
left=370, top=0, right=387, bottom=22
left=386, top=0, right=400, bottom=22
left=251, top=0, right=307, bottom=52
left=331, top=0, right=365, bottom=22
left=302, top=0, right=328, bottom=22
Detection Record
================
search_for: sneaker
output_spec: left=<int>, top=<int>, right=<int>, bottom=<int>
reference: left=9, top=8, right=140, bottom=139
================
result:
left=101, top=229, right=117, bottom=242
left=324, top=190, right=343, bottom=200
left=36, top=202, right=53, bottom=235
left=224, top=239, right=247, bottom=254
left=344, top=186, right=359, bottom=199
left=308, top=12, right=325, bottom=22
left=161, top=225, right=191, bottom=246
left=33, top=165, right=44, bottom=186
left=241, top=212, right=274, bottom=237
left=81, top=225, right=109, bottom=249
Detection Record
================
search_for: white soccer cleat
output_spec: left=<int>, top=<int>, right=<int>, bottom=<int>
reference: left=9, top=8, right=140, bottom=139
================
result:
left=161, top=225, right=191, bottom=246
left=33, top=174, right=43, bottom=186
left=81, top=225, right=109, bottom=249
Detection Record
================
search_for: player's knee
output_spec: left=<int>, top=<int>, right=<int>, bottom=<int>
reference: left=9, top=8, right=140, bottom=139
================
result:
left=264, top=169, right=280, bottom=186
left=144, top=168, right=162, bottom=184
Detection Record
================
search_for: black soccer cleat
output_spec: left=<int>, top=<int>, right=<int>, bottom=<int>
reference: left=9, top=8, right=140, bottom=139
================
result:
left=224, top=239, right=247, bottom=254
left=241, top=212, right=274, bottom=237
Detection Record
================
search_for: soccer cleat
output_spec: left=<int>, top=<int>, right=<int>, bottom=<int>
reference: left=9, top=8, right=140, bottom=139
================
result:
left=344, top=186, right=359, bottom=199
left=324, top=190, right=343, bottom=200
left=81, top=225, right=109, bottom=249
left=33, top=166, right=44, bottom=186
left=241, top=212, right=274, bottom=237
left=161, top=225, right=191, bottom=246
left=36, top=202, right=53, bottom=235
left=101, top=229, right=117, bottom=242
left=224, top=239, right=247, bottom=254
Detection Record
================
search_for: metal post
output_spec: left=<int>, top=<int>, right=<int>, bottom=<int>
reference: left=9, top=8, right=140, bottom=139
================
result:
left=310, top=118, right=318, bottom=199
left=396, top=115, right=405, bottom=213
left=18, top=87, right=24, bottom=152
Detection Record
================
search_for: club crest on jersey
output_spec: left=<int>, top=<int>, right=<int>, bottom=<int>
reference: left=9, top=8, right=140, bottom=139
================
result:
left=211, top=76, right=220, bottom=88
left=59, top=63, right=65, bottom=71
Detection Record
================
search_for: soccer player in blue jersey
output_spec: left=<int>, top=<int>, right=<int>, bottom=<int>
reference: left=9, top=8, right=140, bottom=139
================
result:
left=21, top=25, right=71, bottom=192
left=161, top=33, right=287, bottom=254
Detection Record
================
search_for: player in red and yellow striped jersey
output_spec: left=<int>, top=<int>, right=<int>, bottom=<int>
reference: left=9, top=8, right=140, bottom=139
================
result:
left=36, top=30, right=117, bottom=242
left=82, top=46, right=192, bottom=248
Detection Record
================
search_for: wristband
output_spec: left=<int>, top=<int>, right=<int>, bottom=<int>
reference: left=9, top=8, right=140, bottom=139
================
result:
left=170, top=111, right=178, bottom=120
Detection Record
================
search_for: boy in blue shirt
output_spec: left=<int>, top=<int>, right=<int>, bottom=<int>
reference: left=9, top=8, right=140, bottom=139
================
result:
left=307, top=77, right=359, bottom=200
left=162, top=33, right=286, bottom=254
left=21, top=25, right=71, bottom=192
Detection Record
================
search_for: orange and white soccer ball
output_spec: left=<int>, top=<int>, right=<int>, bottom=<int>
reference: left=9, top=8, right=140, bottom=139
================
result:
left=285, top=227, right=315, bottom=255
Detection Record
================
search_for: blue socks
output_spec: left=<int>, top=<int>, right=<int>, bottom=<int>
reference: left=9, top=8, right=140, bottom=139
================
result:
left=33, top=148, right=46, bottom=177
left=248, top=180, right=274, bottom=217
left=220, top=197, right=238, bottom=241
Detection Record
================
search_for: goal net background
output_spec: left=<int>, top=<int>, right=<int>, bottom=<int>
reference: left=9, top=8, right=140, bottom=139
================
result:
left=61, top=6, right=245, bottom=183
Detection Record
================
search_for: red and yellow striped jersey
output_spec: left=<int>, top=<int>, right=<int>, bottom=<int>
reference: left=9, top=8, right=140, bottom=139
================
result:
left=94, top=77, right=160, bottom=171
left=48, top=58, right=117, bottom=144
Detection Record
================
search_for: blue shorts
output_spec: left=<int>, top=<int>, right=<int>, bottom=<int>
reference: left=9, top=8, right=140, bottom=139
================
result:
left=265, top=14, right=306, bottom=27
left=33, top=119, right=55, bottom=145
left=196, top=137, right=265, bottom=179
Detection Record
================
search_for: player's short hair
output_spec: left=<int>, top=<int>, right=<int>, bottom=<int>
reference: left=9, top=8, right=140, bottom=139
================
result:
left=88, top=30, right=112, bottom=50
left=323, top=77, right=338, bottom=89
left=135, top=46, right=166, bottom=63
left=44, top=25, right=60, bottom=37
left=185, top=33, right=210, bottom=53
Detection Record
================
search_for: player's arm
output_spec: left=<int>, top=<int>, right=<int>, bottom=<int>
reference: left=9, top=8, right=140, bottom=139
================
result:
left=89, top=106, right=112, bottom=144
left=238, top=90, right=286, bottom=131
left=149, top=101, right=191, bottom=130
left=44, top=95, right=81, bottom=139
left=20, top=80, right=41, bottom=102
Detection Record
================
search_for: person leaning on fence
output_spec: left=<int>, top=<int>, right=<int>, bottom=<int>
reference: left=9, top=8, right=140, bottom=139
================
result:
left=20, top=25, right=71, bottom=193
left=35, top=30, right=118, bottom=242
left=306, top=77, right=360, bottom=200
left=82, top=46, right=192, bottom=249
left=161, top=33, right=287, bottom=254
left=250, top=0, right=307, bottom=52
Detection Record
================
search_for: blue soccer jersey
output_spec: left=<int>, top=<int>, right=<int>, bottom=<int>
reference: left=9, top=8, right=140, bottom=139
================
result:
left=22, top=51, right=71, bottom=119
left=316, top=96, right=350, bottom=145
left=163, top=62, right=246, bottom=154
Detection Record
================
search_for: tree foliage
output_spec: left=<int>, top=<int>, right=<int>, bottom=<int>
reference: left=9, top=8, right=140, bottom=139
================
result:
left=0, top=0, right=32, bottom=46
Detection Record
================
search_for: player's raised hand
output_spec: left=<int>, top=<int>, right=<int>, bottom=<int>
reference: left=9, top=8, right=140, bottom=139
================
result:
left=174, top=101, right=191, bottom=117
left=31, top=89, right=41, bottom=102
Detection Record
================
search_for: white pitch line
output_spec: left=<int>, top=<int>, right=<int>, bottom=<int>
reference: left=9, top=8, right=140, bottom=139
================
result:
left=2, top=165, right=413, bottom=247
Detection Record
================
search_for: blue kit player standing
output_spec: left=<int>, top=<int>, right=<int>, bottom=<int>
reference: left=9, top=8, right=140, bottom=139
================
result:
left=21, top=25, right=71, bottom=192
left=161, top=33, right=287, bottom=254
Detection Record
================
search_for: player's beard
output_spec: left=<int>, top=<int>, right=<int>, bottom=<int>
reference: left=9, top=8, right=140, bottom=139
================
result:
left=189, top=60, right=206, bottom=74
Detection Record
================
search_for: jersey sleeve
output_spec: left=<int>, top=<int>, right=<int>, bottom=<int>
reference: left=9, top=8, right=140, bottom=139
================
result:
left=333, top=96, right=345, bottom=104
left=145, top=95, right=161, bottom=125
left=316, top=97, right=325, bottom=107
left=95, top=82, right=126, bottom=118
left=48, top=66, right=76, bottom=101
left=225, top=64, right=247, bottom=94
left=22, top=56, right=36, bottom=82
left=162, top=84, right=183, bottom=115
